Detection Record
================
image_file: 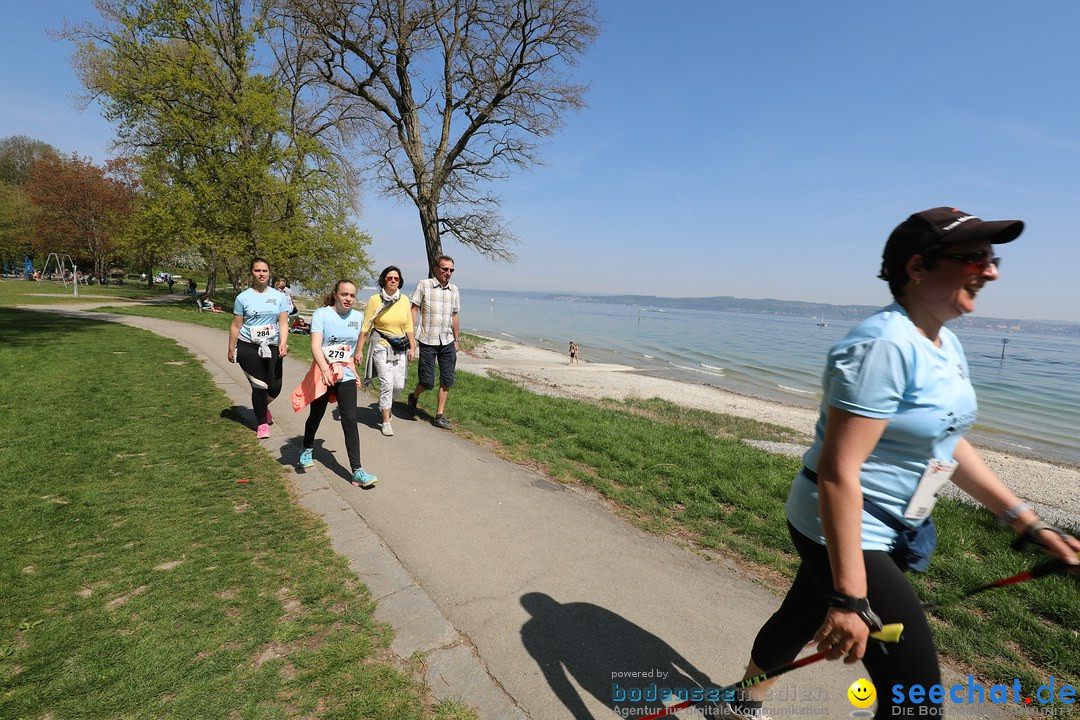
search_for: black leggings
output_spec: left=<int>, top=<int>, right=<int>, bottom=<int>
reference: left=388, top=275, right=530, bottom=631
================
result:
left=751, top=524, right=940, bottom=719
left=303, top=380, right=361, bottom=471
left=236, top=341, right=283, bottom=425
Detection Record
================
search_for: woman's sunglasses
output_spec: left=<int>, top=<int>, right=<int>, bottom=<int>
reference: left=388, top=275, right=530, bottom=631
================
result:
left=936, top=250, right=1001, bottom=273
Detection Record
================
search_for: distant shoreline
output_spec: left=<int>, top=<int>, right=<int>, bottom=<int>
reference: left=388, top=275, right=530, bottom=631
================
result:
left=459, top=333, right=1079, bottom=530
left=474, top=288, right=1080, bottom=336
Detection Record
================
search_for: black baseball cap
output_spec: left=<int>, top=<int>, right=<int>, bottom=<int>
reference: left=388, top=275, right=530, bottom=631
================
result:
left=882, top=207, right=1024, bottom=277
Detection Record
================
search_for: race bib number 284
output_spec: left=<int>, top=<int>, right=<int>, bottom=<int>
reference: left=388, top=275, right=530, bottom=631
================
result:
left=252, top=323, right=275, bottom=340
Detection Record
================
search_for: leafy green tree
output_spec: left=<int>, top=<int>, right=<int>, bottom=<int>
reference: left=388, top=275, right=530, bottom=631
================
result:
left=116, top=161, right=190, bottom=286
left=0, top=135, right=59, bottom=186
left=0, top=182, right=36, bottom=272
left=66, top=0, right=371, bottom=296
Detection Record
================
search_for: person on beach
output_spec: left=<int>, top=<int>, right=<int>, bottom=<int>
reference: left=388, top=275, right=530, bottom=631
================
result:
left=359, top=266, right=416, bottom=437
left=291, top=279, right=377, bottom=487
left=405, top=255, right=460, bottom=429
left=722, top=207, right=1080, bottom=720
left=569, top=341, right=579, bottom=365
left=228, top=258, right=290, bottom=439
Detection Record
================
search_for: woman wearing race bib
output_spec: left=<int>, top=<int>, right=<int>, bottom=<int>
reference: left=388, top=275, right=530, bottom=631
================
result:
left=296, top=279, right=377, bottom=488
left=359, top=265, right=416, bottom=437
left=722, top=208, right=1080, bottom=720
left=228, top=258, right=290, bottom=439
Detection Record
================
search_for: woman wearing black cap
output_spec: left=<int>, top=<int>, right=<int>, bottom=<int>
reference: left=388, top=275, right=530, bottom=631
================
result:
left=722, top=208, right=1080, bottom=720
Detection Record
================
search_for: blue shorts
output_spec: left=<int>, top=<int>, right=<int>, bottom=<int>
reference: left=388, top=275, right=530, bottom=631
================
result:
left=417, top=342, right=456, bottom=389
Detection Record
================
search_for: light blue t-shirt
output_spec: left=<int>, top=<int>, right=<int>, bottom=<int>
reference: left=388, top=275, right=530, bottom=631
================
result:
left=234, top=287, right=290, bottom=344
left=786, top=303, right=977, bottom=551
left=311, top=306, right=362, bottom=381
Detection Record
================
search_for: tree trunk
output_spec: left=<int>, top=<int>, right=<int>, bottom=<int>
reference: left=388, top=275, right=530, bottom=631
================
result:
left=417, top=197, right=442, bottom=278
left=205, top=256, right=218, bottom=298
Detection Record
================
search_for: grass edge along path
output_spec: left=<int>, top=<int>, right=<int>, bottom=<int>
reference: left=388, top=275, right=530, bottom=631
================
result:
left=0, top=308, right=475, bottom=720
left=74, top=305, right=1079, bottom=701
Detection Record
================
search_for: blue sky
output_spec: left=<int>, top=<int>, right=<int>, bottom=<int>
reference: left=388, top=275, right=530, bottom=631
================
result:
left=4, top=1, right=1079, bottom=321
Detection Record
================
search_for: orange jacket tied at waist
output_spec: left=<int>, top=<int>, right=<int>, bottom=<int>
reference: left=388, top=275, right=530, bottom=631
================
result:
left=290, top=361, right=356, bottom=412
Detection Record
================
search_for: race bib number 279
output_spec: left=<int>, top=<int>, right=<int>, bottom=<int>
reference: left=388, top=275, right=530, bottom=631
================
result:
left=323, top=344, right=353, bottom=363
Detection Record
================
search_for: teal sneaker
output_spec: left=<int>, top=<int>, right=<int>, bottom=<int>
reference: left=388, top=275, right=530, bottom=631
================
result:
left=350, top=468, right=378, bottom=488
left=298, top=448, right=314, bottom=468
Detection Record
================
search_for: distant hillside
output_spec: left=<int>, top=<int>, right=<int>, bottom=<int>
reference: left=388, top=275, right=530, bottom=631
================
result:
left=546, top=293, right=1080, bottom=336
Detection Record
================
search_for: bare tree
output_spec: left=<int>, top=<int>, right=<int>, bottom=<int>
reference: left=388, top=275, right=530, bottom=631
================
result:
left=278, top=0, right=599, bottom=274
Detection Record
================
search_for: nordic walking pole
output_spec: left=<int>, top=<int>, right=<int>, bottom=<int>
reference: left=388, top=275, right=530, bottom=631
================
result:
left=922, top=557, right=1073, bottom=612
left=637, top=624, right=904, bottom=720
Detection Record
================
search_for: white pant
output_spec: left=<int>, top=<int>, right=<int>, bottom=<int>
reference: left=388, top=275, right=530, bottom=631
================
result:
left=371, top=343, right=407, bottom=411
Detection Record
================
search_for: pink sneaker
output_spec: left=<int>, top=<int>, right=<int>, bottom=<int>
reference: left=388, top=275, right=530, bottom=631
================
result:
left=256, top=423, right=270, bottom=439
left=266, top=408, right=273, bottom=425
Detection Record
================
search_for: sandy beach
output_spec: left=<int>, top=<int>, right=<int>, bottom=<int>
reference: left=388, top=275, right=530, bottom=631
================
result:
left=459, top=337, right=1080, bottom=530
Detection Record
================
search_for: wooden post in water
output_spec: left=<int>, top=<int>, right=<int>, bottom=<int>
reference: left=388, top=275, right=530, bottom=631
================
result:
left=1001, top=338, right=1008, bottom=360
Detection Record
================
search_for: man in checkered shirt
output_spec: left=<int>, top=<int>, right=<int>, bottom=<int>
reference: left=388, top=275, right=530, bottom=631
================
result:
left=406, top=255, right=461, bottom=429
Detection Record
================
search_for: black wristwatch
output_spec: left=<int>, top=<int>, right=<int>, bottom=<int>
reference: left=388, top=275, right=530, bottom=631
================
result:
left=824, top=592, right=883, bottom=631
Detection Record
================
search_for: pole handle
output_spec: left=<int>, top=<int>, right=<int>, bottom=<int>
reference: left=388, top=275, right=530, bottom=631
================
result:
left=871, top=623, right=904, bottom=643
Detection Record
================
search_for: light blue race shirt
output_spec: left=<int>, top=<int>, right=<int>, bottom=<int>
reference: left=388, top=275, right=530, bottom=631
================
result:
left=786, top=303, right=977, bottom=551
left=311, top=306, right=362, bottom=381
left=234, top=287, right=290, bottom=344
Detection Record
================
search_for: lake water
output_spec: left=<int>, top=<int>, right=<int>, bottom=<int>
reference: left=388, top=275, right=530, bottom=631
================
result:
left=463, top=290, right=1080, bottom=467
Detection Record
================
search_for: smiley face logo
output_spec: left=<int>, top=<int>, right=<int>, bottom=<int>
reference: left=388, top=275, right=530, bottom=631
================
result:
left=847, top=678, right=876, bottom=709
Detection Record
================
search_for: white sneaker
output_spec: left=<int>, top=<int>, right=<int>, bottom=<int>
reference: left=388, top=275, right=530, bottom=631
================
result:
left=381, top=422, right=394, bottom=436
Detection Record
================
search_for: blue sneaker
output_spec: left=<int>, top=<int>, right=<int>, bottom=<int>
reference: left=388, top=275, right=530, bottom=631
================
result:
left=350, top=468, right=378, bottom=488
left=298, top=448, right=314, bottom=468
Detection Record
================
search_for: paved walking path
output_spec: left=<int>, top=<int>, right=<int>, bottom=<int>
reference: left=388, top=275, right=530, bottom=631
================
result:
left=23, top=303, right=1013, bottom=720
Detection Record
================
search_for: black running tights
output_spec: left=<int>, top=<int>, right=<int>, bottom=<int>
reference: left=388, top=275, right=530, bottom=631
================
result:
left=750, top=523, right=941, bottom=718
left=303, top=380, right=361, bottom=471
left=236, top=341, right=282, bottom=425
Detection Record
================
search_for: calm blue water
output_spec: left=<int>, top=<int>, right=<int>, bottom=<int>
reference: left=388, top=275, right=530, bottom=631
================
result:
left=463, top=290, right=1080, bottom=467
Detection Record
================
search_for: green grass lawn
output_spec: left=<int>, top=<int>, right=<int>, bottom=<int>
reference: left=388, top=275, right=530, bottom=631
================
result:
left=0, top=308, right=473, bottom=720
left=0, top=276, right=175, bottom=305
left=26, top=301, right=1080, bottom=699
left=92, top=302, right=238, bottom=330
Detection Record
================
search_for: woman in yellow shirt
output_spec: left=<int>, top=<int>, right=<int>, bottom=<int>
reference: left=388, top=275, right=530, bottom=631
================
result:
left=360, top=265, right=417, bottom=436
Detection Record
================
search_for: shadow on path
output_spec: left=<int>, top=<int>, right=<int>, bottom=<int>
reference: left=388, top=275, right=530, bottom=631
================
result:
left=521, top=592, right=720, bottom=719
left=220, top=405, right=252, bottom=429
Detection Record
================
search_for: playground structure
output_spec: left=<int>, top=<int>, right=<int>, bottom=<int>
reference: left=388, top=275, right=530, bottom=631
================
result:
left=1, top=257, right=35, bottom=279
left=37, top=252, right=80, bottom=297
